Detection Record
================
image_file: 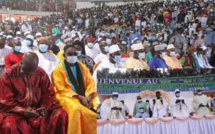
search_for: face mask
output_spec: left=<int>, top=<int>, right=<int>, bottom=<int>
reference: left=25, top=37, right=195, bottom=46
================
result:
left=176, top=93, right=180, bottom=97
left=170, top=51, right=176, bottom=57
left=17, top=37, right=20, bottom=40
left=122, top=41, right=127, bottom=45
left=26, top=22, right=29, bottom=25
left=160, top=52, right=166, bottom=58
left=14, top=46, right=21, bottom=52
left=20, top=68, right=24, bottom=73
left=193, top=37, right=196, bottom=40
left=138, top=52, right=145, bottom=59
left=138, top=99, right=141, bottom=103
left=46, top=36, right=49, bottom=39
left=113, top=55, right=121, bottom=62
left=148, top=43, right=151, bottom=47
left=113, top=97, right=118, bottom=100
left=87, top=43, right=94, bottom=48
left=25, top=40, right=31, bottom=46
left=193, top=52, right=197, bottom=56
left=198, top=92, right=202, bottom=95
left=77, top=51, right=81, bottom=56
left=3, top=35, right=6, bottom=38
left=199, top=54, right=203, bottom=58
left=39, top=44, right=48, bottom=52
left=66, top=56, right=77, bottom=64
left=140, top=109, right=144, bottom=113
left=104, top=46, right=109, bottom=52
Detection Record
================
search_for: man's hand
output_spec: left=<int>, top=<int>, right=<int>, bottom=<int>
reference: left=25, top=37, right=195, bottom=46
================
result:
left=36, top=107, right=48, bottom=117
left=199, top=104, right=205, bottom=107
left=182, top=100, right=185, bottom=104
left=24, top=107, right=39, bottom=118
left=176, top=100, right=181, bottom=104
left=79, top=95, right=89, bottom=108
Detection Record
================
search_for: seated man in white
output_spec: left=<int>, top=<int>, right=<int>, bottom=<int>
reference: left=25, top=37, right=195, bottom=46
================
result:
left=100, top=92, right=125, bottom=119
left=34, top=37, right=60, bottom=80
left=170, top=89, right=189, bottom=117
left=135, top=106, right=149, bottom=118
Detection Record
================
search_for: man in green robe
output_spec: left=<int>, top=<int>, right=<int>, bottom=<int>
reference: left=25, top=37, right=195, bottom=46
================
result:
left=133, top=96, right=148, bottom=117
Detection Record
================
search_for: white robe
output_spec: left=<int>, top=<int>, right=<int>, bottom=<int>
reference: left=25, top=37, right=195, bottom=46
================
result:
left=20, top=44, right=38, bottom=53
left=170, top=96, right=189, bottom=117
left=93, top=59, right=125, bottom=90
left=150, top=99, right=168, bottom=118
left=0, top=46, right=13, bottom=76
left=192, top=95, right=211, bottom=116
left=101, top=98, right=125, bottom=119
left=35, top=51, right=60, bottom=80
left=94, top=53, right=109, bottom=64
left=121, top=104, right=130, bottom=117
left=85, top=45, right=98, bottom=60
left=21, top=24, right=32, bottom=33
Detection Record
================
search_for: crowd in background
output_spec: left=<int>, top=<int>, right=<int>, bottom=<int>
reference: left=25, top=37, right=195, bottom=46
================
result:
left=97, top=68, right=215, bottom=78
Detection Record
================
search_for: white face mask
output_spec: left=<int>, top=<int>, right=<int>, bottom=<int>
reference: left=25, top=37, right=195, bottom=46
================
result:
left=170, top=51, right=176, bottom=57
left=160, top=52, right=166, bottom=58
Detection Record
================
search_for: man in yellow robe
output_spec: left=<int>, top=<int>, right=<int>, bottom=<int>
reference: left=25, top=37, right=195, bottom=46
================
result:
left=51, top=44, right=97, bottom=134
left=124, top=42, right=150, bottom=70
left=163, top=44, right=183, bottom=69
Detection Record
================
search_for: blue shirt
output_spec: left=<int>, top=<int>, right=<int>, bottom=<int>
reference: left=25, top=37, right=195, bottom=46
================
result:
left=70, top=66, right=77, bottom=91
left=148, top=56, right=168, bottom=68
left=135, top=112, right=149, bottom=118
left=203, top=30, right=215, bottom=46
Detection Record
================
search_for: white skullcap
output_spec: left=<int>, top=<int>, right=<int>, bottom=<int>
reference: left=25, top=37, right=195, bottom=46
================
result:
left=26, top=35, right=34, bottom=41
left=24, top=31, right=30, bottom=36
left=71, top=34, right=76, bottom=38
left=109, top=45, right=120, bottom=54
left=175, top=89, right=180, bottom=93
left=201, top=46, right=207, bottom=51
left=0, top=33, right=3, bottom=36
left=61, top=34, right=68, bottom=40
left=100, top=33, right=105, bottom=37
left=64, top=38, right=73, bottom=43
left=112, top=92, right=119, bottom=95
left=65, top=27, right=68, bottom=29
left=98, top=37, right=103, bottom=42
left=167, top=44, right=175, bottom=50
left=6, top=35, right=13, bottom=39
left=9, top=30, right=13, bottom=33
left=154, top=45, right=164, bottom=51
left=162, top=43, right=167, bottom=48
left=36, top=32, right=42, bottom=37
left=106, top=39, right=112, bottom=45
left=16, top=31, right=21, bottom=35
left=131, top=43, right=144, bottom=51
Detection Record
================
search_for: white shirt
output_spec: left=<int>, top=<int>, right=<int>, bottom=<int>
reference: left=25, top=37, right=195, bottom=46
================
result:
left=20, top=43, right=38, bottom=54
left=85, top=45, right=98, bottom=60
left=85, top=19, right=90, bottom=28
left=35, top=50, right=60, bottom=80
left=21, top=24, right=32, bottom=33
left=170, top=96, right=189, bottom=117
left=94, top=53, right=109, bottom=64
left=0, top=46, right=13, bottom=76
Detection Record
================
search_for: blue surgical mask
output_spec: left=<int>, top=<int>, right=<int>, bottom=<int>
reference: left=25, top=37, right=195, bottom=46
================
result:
left=148, top=43, right=151, bottom=47
left=3, top=35, right=6, bottom=38
left=198, top=92, right=202, bottom=95
left=104, top=46, right=109, bottom=52
left=66, top=56, right=77, bottom=64
left=138, top=52, right=145, bottom=59
left=17, top=37, right=20, bottom=40
left=26, top=22, right=29, bottom=25
left=88, top=43, right=94, bottom=48
left=113, top=55, right=121, bottom=62
left=25, top=40, right=31, bottom=46
left=199, top=54, right=203, bottom=58
left=140, top=109, right=144, bottom=113
left=193, top=52, right=197, bottom=56
left=77, top=51, right=81, bottom=56
left=14, top=46, right=21, bottom=52
left=170, top=51, right=176, bottom=57
left=176, top=93, right=180, bottom=97
left=138, top=99, right=141, bottom=103
left=113, top=97, right=118, bottom=100
left=39, top=44, right=48, bottom=52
